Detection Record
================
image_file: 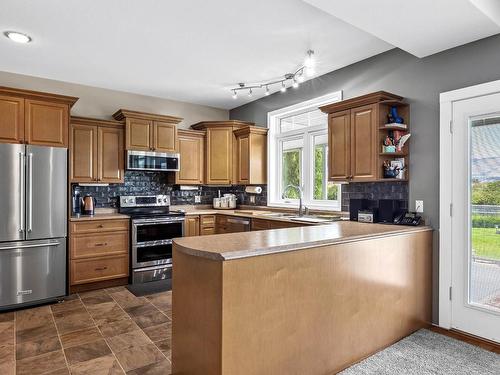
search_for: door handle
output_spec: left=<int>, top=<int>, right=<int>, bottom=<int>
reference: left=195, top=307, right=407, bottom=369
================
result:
left=19, top=152, right=25, bottom=233
left=27, top=153, right=33, bottom=233
left=0, top=242, right=60, bottom=251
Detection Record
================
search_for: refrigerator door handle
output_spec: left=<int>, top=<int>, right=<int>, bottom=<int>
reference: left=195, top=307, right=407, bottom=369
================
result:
left=0, top=242, right=60, bottom=251
left=27, top=152, right=33, bottom=233
left=18, top=152, right=25, bottom=233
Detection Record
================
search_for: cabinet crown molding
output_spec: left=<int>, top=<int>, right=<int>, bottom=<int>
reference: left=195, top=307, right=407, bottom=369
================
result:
left=177, top=129, right=206, bottom=137
left=0, top=85, right=79, bottom=107
left=320, top=91, right=404, bottom=114
left=112, top=108, right=183, bottom=124
left=233, top=126, right=268, bottom=136
left=191, top=120, right=254, bottom=130
left=71, top=116, right=125, bottom=128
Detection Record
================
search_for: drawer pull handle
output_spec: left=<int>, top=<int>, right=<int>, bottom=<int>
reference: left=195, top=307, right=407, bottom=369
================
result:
left=94, top=243, right=108, bottom=247
left=97, top=224, right=104, bottom=228
left=95, top=266, right=108, bottom=271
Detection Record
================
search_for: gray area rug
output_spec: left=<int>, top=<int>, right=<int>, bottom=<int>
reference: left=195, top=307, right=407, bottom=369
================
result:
left=340, top=329, right=500, bottom=374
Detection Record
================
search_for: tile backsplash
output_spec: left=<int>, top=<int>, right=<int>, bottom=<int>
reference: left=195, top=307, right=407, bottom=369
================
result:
left=72, top=171, right=407, bottom=212
left=71, top=171, right=268, bottom=208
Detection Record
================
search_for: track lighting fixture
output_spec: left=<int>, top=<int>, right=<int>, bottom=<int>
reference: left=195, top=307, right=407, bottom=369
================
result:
left=230, top=50, right=316, bottom=99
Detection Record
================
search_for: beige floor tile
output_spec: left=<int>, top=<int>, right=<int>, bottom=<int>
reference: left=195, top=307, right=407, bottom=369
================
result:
left=132, top=310, right=170, bottom=329
left=142, top=321, right=172, bottom=343
left=0, top=311, right=14, bottom=322
left=64, top=338, right=111, bottom=365
left=105, top=329, right=151, bottom=353
left=50, top=299, right=84, bottom=315
left=87, top=302, right=129, bottom=325
left=78, top=289, right=109, bottom=299
left=113, top=343, right=164, bottom=373
left=15, top=335, right=61, bottom=360
left=53, top=310, right=94, bottom=335
left=99, top=318, right=139, bottom=338
left=125, top=302, right=159, bottom=318
left=60, top=326, right=103, bottom=349
left=16, top=349, right=67, bottom=375
left=81, top=294, right=114, bottom=306
left=16, top=321, right=58, bottom=344
left=69, top=353, right=124, bottom=375
left=0, top=321, right=14, bottom=346
left=155, top=339, right=171, bottom=358
left=126, top=359, right=171, bottom=375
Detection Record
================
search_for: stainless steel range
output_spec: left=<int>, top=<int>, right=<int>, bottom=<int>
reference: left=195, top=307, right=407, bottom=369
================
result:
left=119, top=195, right=185, bottom=284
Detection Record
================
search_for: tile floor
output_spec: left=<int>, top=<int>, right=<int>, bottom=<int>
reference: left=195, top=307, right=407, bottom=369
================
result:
left=0, top=286, right=172, bottom=375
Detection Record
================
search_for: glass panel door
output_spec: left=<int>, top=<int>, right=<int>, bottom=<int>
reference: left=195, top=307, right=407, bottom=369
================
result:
left=469, top=117, right=500, bottom=311
left=451, top=92, right=500, bottom=343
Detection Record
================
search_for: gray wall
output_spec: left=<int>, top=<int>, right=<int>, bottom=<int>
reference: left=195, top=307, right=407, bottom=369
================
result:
left=230, top=34, right=500, bottom=323
left=0, top=71, right=228, bottom=128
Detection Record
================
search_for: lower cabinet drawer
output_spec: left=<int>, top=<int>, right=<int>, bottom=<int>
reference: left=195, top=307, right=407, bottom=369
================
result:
left=71, top=232, right=128, bottom=259
left=71, top=255, right=128, bottom=285
left=200, top=215, right=216, bottom=226
left=70, top=219, right=129, bottom=234
left=200, top=227, right=216, bottom=236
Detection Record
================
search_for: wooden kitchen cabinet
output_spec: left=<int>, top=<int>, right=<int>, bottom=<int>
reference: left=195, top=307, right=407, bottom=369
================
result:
left=200, top=215, right=216, bottom=235
left=69, top=218, right=129, bottom=291
left=184, top=216, right=200, bottom=237
left=0, top=87, right=78, bottom=147
left=174, top=129, right=205, bottom=184
left=0, top=94, right=24, bottom=144
left=234, top=127, right=268, bottom=185
left=113, top=109, right=182, bottom=152
left=190, top=120, right=259, bottom=185
left=70, top=117, right=124, bottom=183
left=320, top=91, right=407, bottom=182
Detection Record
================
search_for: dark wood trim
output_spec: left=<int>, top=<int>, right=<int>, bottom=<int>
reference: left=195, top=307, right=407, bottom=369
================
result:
left=112, top=108, right=183, bottom=124
left=429, top=325, right=500, bottom=353
left=319, top=91, right=403, bottom=113
left=0, top=86, right=79, bottom=107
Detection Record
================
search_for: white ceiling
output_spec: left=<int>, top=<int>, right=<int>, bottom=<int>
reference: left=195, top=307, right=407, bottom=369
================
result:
left=0, top=0, right=392, bottom=110
left=304, top=0, right=500, bottom=58
left=1, top=1, right=499, bottom=111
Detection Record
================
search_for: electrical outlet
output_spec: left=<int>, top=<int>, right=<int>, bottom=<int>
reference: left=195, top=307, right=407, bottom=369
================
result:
left=415, top=200, right=423, bottom=213
left=249, top=195, right=256, bottom=204
left=194, top=195, right=201, bottom=203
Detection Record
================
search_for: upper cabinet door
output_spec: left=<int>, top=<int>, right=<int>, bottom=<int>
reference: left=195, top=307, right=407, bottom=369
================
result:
left=0, top=95, right=24, bottom=144
left=350, top=104, right=377, bottom=181
left=125, top=118, right=152, bottom=151
left=206, top=127, right=233, bottom=185
left=70, top=124, right=98, bottom=183
left=25, top=100, right=69, bottom=147
left=153, top=121, right=176, bottom=152
left=98, top=126, right=124, bottom=183
left=328, top=111, right=351, bottom=181
left=176, top=132, right=204, bottom=184
left=236, top=134, right=250, bottom=184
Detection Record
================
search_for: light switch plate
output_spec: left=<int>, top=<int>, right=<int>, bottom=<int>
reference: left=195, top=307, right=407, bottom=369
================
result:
left=194, top=195, right=201, bottom=203
left=415, top=200, right=423, bottom=213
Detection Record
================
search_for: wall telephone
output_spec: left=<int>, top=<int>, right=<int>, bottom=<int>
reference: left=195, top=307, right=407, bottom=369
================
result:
left=393, top=211, right=422, bottom=226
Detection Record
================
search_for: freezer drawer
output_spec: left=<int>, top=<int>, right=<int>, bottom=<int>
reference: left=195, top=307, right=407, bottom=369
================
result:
left=0, top=238, right=66, bottom=310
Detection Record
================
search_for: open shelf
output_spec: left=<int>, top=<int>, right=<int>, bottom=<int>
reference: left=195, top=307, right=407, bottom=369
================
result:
left=379, top=151, right=408, bottom=156
left=379, top=125, right=409, bottom=131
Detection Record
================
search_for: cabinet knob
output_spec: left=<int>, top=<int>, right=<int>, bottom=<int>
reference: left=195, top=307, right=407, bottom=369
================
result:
left=97, top=224, right=104, bottom=228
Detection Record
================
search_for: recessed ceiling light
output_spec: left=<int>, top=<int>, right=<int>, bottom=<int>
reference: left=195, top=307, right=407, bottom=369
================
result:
left=4, top=31, right=32, bottom=44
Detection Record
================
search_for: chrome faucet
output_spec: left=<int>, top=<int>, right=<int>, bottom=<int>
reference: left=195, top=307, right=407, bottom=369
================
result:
left=282, top=184, right=304, bottom=216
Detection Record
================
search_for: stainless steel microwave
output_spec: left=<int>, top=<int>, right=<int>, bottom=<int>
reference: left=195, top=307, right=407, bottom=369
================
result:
left=126, top=150, right=180, bottom=172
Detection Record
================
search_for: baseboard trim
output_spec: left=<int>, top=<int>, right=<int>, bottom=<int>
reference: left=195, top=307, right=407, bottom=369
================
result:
left=430, top=325, right=500, bottom=353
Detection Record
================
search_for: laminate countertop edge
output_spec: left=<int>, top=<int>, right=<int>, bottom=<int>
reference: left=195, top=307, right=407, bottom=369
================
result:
left=173, top=223, right=433, bottom=261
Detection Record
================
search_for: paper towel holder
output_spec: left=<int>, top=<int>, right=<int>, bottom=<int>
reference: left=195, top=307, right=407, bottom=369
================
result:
left=245, top=186, right=262, bottom=194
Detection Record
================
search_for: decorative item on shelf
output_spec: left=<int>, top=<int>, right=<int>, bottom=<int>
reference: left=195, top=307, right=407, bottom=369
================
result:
left=230, top=50, right=316, bottom=99
left=388, top=106, right=404, bottom=124
left=382, top=130, right=411, bottom=153
left=383, top=160, right=406, bottom=179
left=391, top=158, right=406, bottom=180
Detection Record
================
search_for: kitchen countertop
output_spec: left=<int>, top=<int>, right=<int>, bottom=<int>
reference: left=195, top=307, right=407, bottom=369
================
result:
left=173, top=221, right=432, bottom=261
left=69, top=213, right=130, bottom=222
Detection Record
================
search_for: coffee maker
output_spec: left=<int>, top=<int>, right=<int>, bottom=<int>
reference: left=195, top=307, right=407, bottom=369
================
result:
left=72, top=189, right=82, bottom=217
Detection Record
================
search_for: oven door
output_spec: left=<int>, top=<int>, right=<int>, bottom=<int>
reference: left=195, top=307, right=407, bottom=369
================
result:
left=132, top=218, right=184, bottom=268
left=127, top=151, right=180, bottom=171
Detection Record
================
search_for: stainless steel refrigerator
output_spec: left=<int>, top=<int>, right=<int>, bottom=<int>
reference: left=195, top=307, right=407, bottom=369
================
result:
left=0, top=143, right=67, bottom=310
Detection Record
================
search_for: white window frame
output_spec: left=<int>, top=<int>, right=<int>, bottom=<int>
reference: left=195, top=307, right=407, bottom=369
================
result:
left=267, top=91, right=343, bottom=211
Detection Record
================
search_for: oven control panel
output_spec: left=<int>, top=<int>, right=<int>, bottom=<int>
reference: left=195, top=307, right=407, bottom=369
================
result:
left=120, top=195, right=170, bottom=208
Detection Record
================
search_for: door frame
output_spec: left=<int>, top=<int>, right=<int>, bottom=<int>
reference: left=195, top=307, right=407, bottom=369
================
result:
left=439, top=78, right=500, bottom=330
